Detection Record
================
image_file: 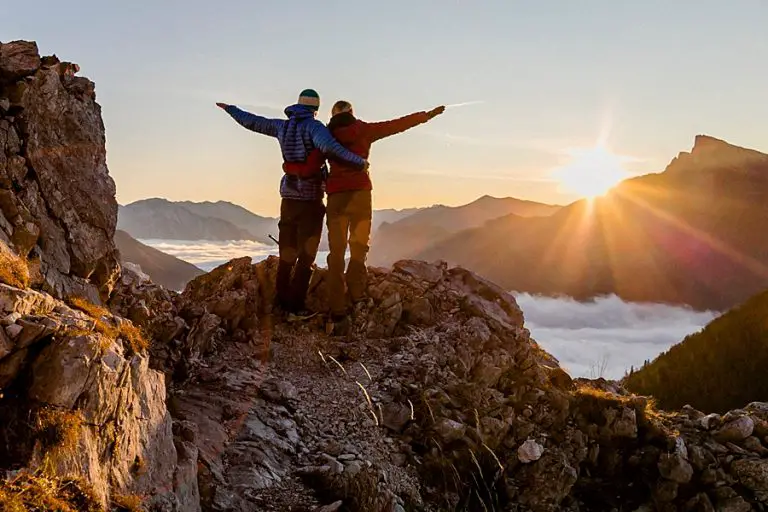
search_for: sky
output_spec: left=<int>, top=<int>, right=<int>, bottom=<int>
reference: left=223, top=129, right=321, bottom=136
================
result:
left=4, top=1, right=768, bottom=216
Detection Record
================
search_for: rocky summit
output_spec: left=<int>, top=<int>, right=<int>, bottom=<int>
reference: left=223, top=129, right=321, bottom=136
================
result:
left=1, top=40, right=119, bottom=304
left=2, top=40, right=768, bottom=512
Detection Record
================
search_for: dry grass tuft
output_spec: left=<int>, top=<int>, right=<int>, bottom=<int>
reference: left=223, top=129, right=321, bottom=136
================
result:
left=67, top=296, right=149, bottom=353
left=118, top=321, right=149, bottom=353
left=67, top=296, right=118, bottom=340
left=0, top=243, right=30, bottom=289
left=34, top=407, right=84, bottom=453
left=575, top=385, right=631, bottom=405
left=0, top=470, right=102, bottom=512
left=112, top=493, right=143, bottom=511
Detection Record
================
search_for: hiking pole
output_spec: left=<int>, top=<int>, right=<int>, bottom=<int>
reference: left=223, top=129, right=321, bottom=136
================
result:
left=268, top=234, right=279, bottom=244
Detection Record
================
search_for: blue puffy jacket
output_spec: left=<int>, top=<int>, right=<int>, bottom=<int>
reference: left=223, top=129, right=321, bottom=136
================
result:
left=223, top=104, right=366, bottom=201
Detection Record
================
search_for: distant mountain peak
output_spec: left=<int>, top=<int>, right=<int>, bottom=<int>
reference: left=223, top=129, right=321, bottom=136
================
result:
left=664, top=135, right=768, bottom=175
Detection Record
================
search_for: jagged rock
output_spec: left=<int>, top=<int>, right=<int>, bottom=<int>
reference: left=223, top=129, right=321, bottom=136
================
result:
left=715, top=416, right=754, bottom=443
left=0, top=283, right=56, bottom=316
left=14, top=317, right=54, bottom=348
left=28, top=335, right=101, bottom=407
left=0, top=41, right=41, bottom=84
left=0, top=325, right=11, bottom=358
left=0, top=348, right=26, bottom=389
left=392, top=259, right=445, bottom=284
left=381, top=402, right=411, bottom=433
left=434, top=418, right=466, bottom=444
left=658, top=453, right=694, bottom=484
left=685, top=492, right=715, bottom=512
left=316, top=501, right=343, bottom=512
left=700, top=413, right=721, bottom=430
left=715, top=496, right=752, bottom=512
left=518, top=439, right=545, bottom=463
left=654, top=479, right=678, bottom=502
left=731, top=459, right=768, bottom=501
left=4, top=323, right=21, bottom=339
left=0, top=41, right=120, bottom=302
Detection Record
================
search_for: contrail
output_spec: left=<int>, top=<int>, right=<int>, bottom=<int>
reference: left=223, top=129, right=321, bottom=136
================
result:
left=444, top=100, right=485, bottom=109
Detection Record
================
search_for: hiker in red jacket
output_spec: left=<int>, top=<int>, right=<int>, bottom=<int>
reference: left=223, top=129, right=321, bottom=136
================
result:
left=325, top=100, right=445, bottom=334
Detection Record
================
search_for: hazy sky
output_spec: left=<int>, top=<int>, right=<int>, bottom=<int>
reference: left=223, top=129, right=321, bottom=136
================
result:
left=4, top=1, right=767, bottom=216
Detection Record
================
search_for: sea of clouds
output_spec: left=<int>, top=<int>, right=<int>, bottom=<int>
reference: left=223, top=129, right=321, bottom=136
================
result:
left=141, top=239, right=720, bottom=380
left=514, top=293, right=718, bottom=380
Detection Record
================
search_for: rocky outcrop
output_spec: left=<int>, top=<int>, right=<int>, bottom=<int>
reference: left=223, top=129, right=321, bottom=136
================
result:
left=0, top=40, right=194, bottom=511
left=0, top=40, right=120, bottom=304
left=108, top=256, right=768, bottom=511
left=0, top=278, right=198, bottom=510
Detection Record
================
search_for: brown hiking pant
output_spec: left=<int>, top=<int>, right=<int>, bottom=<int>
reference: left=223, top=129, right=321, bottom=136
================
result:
left=276, top=198, right=325, bottom=312
left=326, top=190, right=372, bottom=316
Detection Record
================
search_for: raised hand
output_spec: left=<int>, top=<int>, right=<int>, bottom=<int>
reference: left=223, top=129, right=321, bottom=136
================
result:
left=216, top=102, right=230, bottom=110
left=426, top=106, right=446, bottom=119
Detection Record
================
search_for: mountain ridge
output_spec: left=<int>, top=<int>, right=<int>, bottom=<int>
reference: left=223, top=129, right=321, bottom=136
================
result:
left=369, top=195, right=561, bottom=266
left=114, top=229, right=204, bottom=291
left=415, top=135, right=768, bottom=311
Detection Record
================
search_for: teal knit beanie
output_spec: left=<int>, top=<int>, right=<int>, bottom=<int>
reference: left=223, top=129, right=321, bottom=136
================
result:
left=298, top=89, right=320, bottom=111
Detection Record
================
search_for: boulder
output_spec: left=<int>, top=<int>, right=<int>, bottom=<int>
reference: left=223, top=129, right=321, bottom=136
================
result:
left=715, top=416, right=754, bottom=443
left=0, top=41, right=41, bottom=84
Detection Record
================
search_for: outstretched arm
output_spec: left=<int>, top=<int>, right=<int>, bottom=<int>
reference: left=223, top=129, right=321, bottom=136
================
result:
left=308, top=122, right=368, bottom=169
left=216, top=103, right=283, bottom=137
left=367, top=106, right=445, bottom=142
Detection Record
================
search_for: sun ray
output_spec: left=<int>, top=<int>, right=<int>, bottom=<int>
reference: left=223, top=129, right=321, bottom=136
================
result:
left=614, top=185, right=768, bottom=280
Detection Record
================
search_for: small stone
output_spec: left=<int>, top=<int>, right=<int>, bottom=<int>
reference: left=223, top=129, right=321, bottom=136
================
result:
left=319, top=440, right=343, bottom=457
left=315, top=501, right=343, bottom=512
left=699, top=413, right=721, bottom=430
left=1, top=313, right=21, bottom=326
left=700, top=468, right=718, bottom=485
left=0, top=98, right=9, bottom=112
left=654, top=480, right=678, bottom=502
left=344, top=461, right=363, bottom=476
left=518, top=439, right=544, bottom=464
left=381, top=402, right=411, bottom=433
left=320, top=454, right=344, bottom=475
left=715, top=416, right=754, bottom=443
left=5, top=324, right=22, bottom=339
left=276, top=380, right=298, bottom=401
left=658, top=453, right=694, bottom=484
left=338, top=454, right=356, bottom=461
left=434, top=418, right=466, bottom=444
left=743, top=436, right=767, bottom=454
left=685, top=493, right=715, bottom=512
left=391, top=453, right=407, bottom=467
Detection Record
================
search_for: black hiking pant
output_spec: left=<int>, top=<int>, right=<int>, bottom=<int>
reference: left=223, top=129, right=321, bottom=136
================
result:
left=276, top=198, right=325, bottom=313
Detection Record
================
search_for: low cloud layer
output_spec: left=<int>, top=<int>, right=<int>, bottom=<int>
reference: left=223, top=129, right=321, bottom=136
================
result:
left=142, top=239, right=719, bottom=380
left=139, top=239, right=298, bottom=272
left=514, top=293, right=719, bottom=380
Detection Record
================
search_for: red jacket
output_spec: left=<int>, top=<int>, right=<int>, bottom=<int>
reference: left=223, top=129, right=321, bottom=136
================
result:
left=326, top=111, right=430, bottom=194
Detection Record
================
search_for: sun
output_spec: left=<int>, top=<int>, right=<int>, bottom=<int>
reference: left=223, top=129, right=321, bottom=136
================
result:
left=551, top=144, right=633, bottom=199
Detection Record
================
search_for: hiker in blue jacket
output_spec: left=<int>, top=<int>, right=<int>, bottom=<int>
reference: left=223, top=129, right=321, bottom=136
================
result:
left=217, top=89, right=369, bottom=317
